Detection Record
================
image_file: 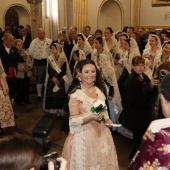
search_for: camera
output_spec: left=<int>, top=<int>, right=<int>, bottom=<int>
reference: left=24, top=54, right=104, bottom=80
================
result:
left=41, top=152, right=60, bottom=170
left=62, top=30, right=66, bottom=34
left=154, top=71, right=166, bottom=81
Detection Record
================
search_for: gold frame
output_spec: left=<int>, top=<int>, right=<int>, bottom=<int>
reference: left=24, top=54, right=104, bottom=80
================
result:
left=152, top=0, right=170, bottom=7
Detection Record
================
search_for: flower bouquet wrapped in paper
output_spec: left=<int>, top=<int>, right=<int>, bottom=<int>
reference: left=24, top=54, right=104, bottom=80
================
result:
left=91, top=100, right=106, bottom=123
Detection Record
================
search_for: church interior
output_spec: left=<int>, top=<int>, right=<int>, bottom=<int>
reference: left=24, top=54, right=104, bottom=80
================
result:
left=0, top=0, right=170, bottom=170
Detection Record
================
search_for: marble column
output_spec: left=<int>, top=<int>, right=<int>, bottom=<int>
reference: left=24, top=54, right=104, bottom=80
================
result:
left=27, top=0, right=43, bottom=39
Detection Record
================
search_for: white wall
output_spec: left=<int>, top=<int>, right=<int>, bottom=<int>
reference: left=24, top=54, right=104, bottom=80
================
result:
left=0, top=0, right=30, bottom=30
left=88, top=0, right=131, bottom=33
left=140, top=0, right=170, bottom=26
left=98, top=1, right=122, bottom=33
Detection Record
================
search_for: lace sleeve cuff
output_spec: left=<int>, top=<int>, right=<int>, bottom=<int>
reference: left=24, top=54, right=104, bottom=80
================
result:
left=69, top=117, right=84, bottom=134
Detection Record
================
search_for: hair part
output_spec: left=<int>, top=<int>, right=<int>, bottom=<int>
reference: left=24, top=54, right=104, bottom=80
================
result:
left=76, top=33, right=85, bottom=41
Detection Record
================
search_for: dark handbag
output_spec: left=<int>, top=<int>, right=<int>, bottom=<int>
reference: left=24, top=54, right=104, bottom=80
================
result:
left=118, top=67, right=129, bottom=88
left=118, top=68, right=129, bottom=104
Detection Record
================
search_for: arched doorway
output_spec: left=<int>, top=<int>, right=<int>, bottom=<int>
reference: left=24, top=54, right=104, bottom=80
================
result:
left=98, top=0, right=123, bottom=32
left=5, top=5, right=30, bottom=33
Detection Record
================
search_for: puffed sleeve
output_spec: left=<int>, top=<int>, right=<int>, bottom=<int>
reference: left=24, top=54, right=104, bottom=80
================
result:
left=69, top=95, right=85, bottom=134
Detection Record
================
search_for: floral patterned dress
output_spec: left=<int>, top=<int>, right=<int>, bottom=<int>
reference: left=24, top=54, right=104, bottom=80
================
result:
left=129, top=118, right=170, bottom=170
left=62, top=87, right=119, bottom=170
left=0, top=65, right=15, bottom=134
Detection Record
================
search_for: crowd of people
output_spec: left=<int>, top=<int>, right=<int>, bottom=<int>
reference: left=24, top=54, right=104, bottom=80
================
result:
left=0, top=24, right=170, bottom=169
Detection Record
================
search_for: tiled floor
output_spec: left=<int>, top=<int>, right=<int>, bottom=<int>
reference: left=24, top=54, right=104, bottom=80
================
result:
left=12, top=93, right=133, bottom=170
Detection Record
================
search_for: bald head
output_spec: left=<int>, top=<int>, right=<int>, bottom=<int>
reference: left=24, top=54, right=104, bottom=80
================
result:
left=37, top=28, right=45, bottom=40
left=69, top=26, right=77, bottom=40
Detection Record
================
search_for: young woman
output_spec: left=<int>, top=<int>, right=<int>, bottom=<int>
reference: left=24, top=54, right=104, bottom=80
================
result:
left=93, top=37, right=113, bottom=66
left=67, top=49, right=86, bottom=94
left=103, top=27, right=118, bottom=54
left=152, top=41, right=170, bottom=76
left=94, top=53, right=122, bottom=131
left=62, top=59, right=119, bottom=169
left=69, top=33, right=93, bottom=75
left=142, top=34, right=162, bottom=70
left=44, top=43, right=72, bottom=116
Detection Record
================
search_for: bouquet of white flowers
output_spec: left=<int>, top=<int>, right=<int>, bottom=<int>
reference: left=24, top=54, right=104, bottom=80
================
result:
left=91, top=100, right=106, bottom=123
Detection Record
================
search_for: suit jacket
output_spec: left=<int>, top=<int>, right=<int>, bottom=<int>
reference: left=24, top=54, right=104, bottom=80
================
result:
left=20, top=33, right=32, bottom=50
left=0, top=44, right=24, bottom=75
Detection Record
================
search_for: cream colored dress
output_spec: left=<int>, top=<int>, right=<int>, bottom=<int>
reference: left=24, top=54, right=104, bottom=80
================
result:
left=62, top=87, right=119, bottom=170
left=0, top=65, right=15, bottom=132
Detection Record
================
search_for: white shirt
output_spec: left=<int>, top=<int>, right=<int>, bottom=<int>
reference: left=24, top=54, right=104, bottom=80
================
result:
left=28, top=38, right=52, bottom=60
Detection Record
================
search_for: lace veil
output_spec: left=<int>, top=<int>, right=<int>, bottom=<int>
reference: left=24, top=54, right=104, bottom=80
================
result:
left=70, top=33, right=94, bottom=61
left=99, top=54, right=122, bottom=109
left=144, top=34, right=162, bottom=51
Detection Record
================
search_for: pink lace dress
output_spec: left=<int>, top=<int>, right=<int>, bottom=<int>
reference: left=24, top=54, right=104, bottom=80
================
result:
left=62, top=87, right=119, bottom=170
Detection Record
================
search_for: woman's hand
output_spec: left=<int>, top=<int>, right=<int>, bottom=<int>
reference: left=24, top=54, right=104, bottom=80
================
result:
left=151, top=76, right=159, bottom=87
left=94, top=112, right=104, bottom=122
left=82, top=112, right=104, bottom=125
left=51, top=77, right=60, bottom=86
left=108, top=95, right=113, bottom=101
left=48, top=157, right=67, bottom=170
left=105, top=119, right=113, bottom=128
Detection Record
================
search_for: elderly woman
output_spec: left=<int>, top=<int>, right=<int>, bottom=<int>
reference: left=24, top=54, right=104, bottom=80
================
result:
left=14, top=39, right=33, bottom=105
left=120, top=56, right=154, bottom=159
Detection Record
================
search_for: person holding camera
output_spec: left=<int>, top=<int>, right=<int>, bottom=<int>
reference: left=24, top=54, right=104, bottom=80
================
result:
left=128, top=74, right=170, bottom=169
left=0, top=135, right=67, bottom=170
left=120, top=56, right=155, bottom=159
left=151, top=61, right=170, bottom=120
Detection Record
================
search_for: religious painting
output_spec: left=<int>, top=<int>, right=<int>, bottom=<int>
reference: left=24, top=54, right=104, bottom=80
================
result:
left=152, top=0, right=170, bottom=6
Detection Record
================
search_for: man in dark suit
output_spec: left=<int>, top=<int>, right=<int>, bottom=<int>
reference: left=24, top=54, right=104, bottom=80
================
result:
left=52, top=26, right=77, bottom=76
left=0, top=33, right=24, bottom=106
left=19, top=28, right=32, bottom=50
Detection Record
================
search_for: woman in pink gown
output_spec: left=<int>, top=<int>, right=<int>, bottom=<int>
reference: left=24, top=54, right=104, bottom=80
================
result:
left=62, top=59, right=119, bottom=170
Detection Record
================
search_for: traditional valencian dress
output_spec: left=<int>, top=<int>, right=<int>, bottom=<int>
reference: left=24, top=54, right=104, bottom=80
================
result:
left=62, top=86, right=119, bottom=170
left=44, top=44, right=72, bottom=115
left=129, top=118, right=170, bottom=170
left=0, top=60, right=15, bottom=134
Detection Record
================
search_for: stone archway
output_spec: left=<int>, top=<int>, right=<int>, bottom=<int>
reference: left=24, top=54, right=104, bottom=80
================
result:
left=97, top=0, right=123, bottom=32
left=4, top=5, right=30, bottom=33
